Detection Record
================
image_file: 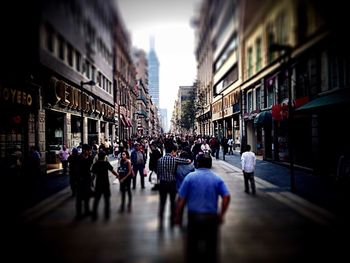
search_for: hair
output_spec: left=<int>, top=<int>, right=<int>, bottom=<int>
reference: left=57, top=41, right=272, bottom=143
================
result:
left=196, top=152, right=212, bottom=168
left=121, top=150, right=130, bottom=159
left=179, top=151, right=190, bottom=159
left=246, top=144, right=251, bottom=151
left=165, top=143, right=178, bottom=154
left=98, top=151, right=106, bottom=160
left=82, top=144, right=91, bottom=151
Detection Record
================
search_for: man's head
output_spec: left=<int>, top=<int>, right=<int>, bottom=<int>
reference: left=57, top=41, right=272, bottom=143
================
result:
left=246, top=144, right=251, bottom=151
left=165, top=143, right=178, bottom=155
left=98, top=150, right=106, bottom=160
left=72, top=148, right=78, bottom=155
left=196, top=152, right=212, bottom=168
left=82, top=144, right=91, bottom=152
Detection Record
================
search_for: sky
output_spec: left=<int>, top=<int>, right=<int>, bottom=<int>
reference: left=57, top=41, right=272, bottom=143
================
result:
left=115, top=0, right=201, bottom=121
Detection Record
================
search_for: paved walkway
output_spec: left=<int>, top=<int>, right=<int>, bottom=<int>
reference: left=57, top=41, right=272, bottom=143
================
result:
left=223, top=151, right=350, bottom=219
left=3, top=158, right=349, bottom=262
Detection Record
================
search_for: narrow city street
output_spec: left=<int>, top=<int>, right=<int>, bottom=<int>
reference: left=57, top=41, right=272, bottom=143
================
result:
left=4, top=158, right=348, bottom=263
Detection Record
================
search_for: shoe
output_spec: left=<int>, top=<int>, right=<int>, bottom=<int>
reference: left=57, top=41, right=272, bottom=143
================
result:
left=127, top=205, right=132, bottom=213
left=245, top=190, right=250, bottom=194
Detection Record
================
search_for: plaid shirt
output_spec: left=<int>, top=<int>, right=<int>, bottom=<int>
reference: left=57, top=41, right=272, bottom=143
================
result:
left=157, top=153, right=190, bottom=182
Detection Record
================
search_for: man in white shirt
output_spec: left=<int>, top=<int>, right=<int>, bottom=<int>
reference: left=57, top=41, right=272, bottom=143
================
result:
left=241, top=144, right=256, bottom=194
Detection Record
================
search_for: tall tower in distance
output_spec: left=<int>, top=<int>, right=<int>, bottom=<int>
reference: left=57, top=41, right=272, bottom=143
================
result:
left=148, top=36, right=160, bottom=108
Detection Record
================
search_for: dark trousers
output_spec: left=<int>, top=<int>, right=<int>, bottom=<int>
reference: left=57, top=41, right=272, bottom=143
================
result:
left=158, top=181, right=177, bottom=226
left=187, top=213, right=219, bottom=263
left=92, top=190, right=111, bottom=219
left=120, top=177, right=132, bottom=210
left=61, top=160, right=68, bottom=175
left=76, top=188, right=90, bottom=217
left=215, top=148, right=220, bottom=159
left=243, top=171, right=256, bottom=194
left=132, top=164, right=145, bottom=189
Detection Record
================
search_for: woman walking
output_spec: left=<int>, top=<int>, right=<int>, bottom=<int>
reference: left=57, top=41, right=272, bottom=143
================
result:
left=117, top=150, right=133, bottom=212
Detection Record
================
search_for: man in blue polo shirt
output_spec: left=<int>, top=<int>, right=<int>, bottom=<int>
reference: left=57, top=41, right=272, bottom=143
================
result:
left=175, top=153, right=230, bottom=263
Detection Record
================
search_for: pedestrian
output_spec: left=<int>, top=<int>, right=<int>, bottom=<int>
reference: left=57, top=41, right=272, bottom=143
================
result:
left=91, top=150, right=118, bottom=221
left=175, top=152, right=230, bottom=263
left=156, top=144, right=191, bottom=229
left=130, top=143, right=146, bottom=189
left=148, top=142, right=163, bottom=190
left=241, top=144, right=256, bottom=194
left=175, top=151, right=195, bottom=192
left=227, top=137, right=234, bottom=155
left=75, top=144, right=94, bottom=220
left=116, top=150, right=133, bottom=212
left=59, top=145, right=70, bottom=176
left=67, top=147, right=79, bottom=196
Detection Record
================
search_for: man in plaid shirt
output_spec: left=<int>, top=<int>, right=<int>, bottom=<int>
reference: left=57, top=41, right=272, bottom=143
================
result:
left=157, top=143, right=191, bottom=229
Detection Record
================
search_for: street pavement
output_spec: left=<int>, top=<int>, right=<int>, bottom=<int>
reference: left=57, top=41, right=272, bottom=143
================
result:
left=3, top=156, right=349, bottom=262
left=223, top=151, right=350, bottom=220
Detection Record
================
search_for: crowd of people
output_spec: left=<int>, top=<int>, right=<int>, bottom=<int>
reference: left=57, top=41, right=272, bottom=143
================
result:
left=46, top=134, right=257, bottom=262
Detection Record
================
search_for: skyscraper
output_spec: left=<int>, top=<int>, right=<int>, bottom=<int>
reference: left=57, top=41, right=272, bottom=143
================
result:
left=160, top=108, right=168, bottom=132
left=148, top=37, right=160, bottom=108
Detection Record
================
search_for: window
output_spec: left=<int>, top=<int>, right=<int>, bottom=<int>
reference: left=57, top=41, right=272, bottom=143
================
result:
left=266, top=23, right=275, bottom=63
left=85, top=61, right=90, bottom=79
left=58, top=35, right=65, bottom=61
left=75, top=52, right=81, bottom=72
left=255, top=86, right=261, bottom=110
left=46, top=25, right=54, bottom=53
left=97, top=72, right=102, bottom=87
left=265, top=83, right=274, bottom=107
left=247, top=47, right=253, bottom=78
left=91, top=66, right=96, bottom=82
left=247, top=91, right=253, bottom=113
left=329, top=52, right=349, bottom=90
left=214, top=34, right=237, bottom=71
left=67, top=44, right=73, bottom=67
left=278, top=71, right=288, bottom=102
left=255, top=38, right=262, bottom=71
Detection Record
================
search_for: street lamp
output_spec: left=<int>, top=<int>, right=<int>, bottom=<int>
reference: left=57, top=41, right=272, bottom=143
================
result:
left=80, top=80, right=96, bottom=145
left=269, top=43, right=295, bottom=192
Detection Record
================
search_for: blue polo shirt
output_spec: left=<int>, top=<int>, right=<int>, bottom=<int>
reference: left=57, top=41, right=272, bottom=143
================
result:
left=178, top=168, right=230, bottom=214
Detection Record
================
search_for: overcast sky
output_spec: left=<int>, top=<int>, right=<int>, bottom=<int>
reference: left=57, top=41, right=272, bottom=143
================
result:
left=115, top=0, right=202, bottom=122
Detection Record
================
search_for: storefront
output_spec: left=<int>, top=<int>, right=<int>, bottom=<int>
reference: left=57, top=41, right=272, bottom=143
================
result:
left=44, top=76, right=115, bottom=171
left=0, top=83, right=39, bottom=178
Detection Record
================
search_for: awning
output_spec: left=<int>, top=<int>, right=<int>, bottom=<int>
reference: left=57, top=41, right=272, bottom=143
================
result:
left=296, top=90, right=350, bottom=111
left=126, top=118, right=132, bottom=127
left=254, top=111, right=272, bottom=127
left=120, top=116, right=126, bottom=126
left=122, top=115, right=132, bottom=127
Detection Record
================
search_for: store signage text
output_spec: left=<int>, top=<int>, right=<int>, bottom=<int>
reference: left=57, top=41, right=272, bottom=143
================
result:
left=50, top=77, right=114, bottom=119
left=0, top=86, right=33, bottom=106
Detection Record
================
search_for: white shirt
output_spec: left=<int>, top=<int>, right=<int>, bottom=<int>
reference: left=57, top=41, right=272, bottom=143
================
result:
left=241, top=151, right=256, bottom=173
left=201, top=143, right=211, bottom=153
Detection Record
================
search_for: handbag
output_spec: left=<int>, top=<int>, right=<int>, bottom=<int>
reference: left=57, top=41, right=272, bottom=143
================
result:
left=150, top=172, right=158, bottom=184
left=143, top=168, right=148, bottom=177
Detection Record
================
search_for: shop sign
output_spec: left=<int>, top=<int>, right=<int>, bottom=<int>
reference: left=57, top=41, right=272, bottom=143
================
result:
left=0, top=85, right=34, bottom=107
left=49, top=77, right=114, bottom=119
